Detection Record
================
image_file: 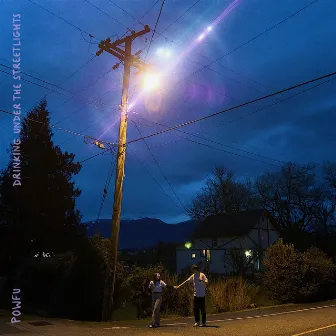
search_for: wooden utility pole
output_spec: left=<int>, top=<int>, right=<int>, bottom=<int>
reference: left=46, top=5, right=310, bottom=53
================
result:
left=96, top=25, right=151, bottom=321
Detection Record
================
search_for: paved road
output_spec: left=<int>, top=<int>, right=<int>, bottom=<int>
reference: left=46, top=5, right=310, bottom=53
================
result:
left=0, top=300, right=335, bottom=336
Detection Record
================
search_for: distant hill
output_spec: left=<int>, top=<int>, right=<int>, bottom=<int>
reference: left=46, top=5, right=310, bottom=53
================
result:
left=85, top=217, right=198, bottom=250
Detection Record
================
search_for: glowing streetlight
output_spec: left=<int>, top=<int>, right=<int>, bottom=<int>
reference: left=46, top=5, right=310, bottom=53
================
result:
left=184, top=242, right=192, bottom=249
left=142, top=72, right=160, bottom=91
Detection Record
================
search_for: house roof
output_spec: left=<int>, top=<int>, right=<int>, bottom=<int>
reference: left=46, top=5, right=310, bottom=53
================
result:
left=192, top=209, right=266, bottom=239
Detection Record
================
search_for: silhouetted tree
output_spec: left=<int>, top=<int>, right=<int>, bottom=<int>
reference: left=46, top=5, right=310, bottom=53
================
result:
left=187, top=166, right=258, bottom=221
left=255, top=162, right=335, bottom=246
left=0, top=100, right=84, bottom=273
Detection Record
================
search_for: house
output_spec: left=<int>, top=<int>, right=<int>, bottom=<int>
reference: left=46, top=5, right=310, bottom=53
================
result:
left=176, top=209, right=280, bottom=274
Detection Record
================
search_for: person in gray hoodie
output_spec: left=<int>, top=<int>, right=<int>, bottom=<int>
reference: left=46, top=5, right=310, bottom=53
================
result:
left=148, top=273, right=172, bottom=328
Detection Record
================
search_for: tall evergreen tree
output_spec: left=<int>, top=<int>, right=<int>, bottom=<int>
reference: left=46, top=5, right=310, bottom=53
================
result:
left=0, top=100, right=84, bottom=265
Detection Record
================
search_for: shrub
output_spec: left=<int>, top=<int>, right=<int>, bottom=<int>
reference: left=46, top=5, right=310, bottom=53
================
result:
left=53, top=235, right=129, bottom=321
left=263, top=240, right=336, bottom=303
left=162, top=274, right=193, bottom=317
left=297, top=247, right=336, bottom=302
left=15, top=235, right=129, bottom=321
left=263, top=239, right=302, bottom=303
left=208, top=277, right=256, bottom=313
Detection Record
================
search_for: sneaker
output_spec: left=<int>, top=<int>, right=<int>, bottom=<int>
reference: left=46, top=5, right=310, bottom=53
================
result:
left=149, top=324, right=154, bottom=328
left=193, top=322, right=200, bottom=327
left=201, top=323, right=207, bottom=327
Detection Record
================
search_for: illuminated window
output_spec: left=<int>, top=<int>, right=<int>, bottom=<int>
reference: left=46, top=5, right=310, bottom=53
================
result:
left=191, top=253, right=196, bottom=259
left=206, top=250, right=211, bottom=262
left=200, top=249, right=206, bottom=257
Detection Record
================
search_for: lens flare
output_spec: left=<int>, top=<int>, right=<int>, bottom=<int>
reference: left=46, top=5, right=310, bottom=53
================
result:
left=143, top=73, right=160, bottom=91
left=197, top=33, right=205, bottom=41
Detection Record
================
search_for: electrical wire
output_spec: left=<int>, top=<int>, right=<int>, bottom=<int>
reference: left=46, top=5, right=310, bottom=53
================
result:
left=172, top=0, right=319, bottom=89
left=144, top=0, right=166, bottom=60
left=27, top=0, right=102, bottom=42
left=127, top=70, right=336, bottom=144
left=0, top=108, right=116, bottom=146
left=113, top=0, right=162, bottom=40
left=0, top=64, right=74, bottom=95
left=0, top=67, right=116, bottom=130
left=128, top=147, right=183, bottom=210
left=0, top=69, right=69, bottom=97
left=131, top=121, right=188, bottom=211
left=132, top=117, right=285, bottom=164
left=77, top=75, right=336, bottom=168
left=144, top=75, right=335, bottom=153
left=154, top=0, right=202, bottom=38
left=84, top=0, right=129, bottom=29
left=111, top=0, right=264, bottom=89
left=96, top=146, right=117, bottom=220
left=79, top=150, right=110, bottom=164
left=53, top=69, right=114, bottom=125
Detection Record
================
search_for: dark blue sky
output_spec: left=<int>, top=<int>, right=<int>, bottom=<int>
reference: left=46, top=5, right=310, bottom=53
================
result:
left=1, top=0, right=335, bottom=223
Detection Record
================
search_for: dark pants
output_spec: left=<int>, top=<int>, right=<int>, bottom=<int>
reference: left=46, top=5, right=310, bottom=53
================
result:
left=194, top=296, right=206, bottom=324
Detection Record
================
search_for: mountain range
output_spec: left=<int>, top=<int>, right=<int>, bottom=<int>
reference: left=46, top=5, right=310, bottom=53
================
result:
left=85, top=218, right=198, bottom=250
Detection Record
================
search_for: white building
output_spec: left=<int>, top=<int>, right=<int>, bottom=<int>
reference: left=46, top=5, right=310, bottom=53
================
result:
left=176, top=210, right=280, bottom=274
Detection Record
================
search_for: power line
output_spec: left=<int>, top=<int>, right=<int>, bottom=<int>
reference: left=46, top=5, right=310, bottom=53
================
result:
left=0, top=108, right=116, bottom=146
left=96, top=146, right=117, bottom=220
left=128, top=147, right=183, bottom=210
left=132, top=121, right=188, bottom=211
left=59, top=95, right=120, bottom=146
left=0, top=65, right=113, bottom=113
left=84, top=0, right=129, bottom=29
left=145, top=75, right=335, bottom=153
left=36, top=55, right=97, bottom=105
left=154, top=0, right=202, bottom=38
left=0, top=66, right=116, bottom=128
left=27, top=0, right=101, bottom=41
left=79, top=150, right=110, bottom=164
left=0, top=64, right=74, bottom=94
left=0, top=69, right=69, bottom=97
left=110, top=0, right=162, bottom=40
left=144, top=0, right=166, bottom=60
left=53, top=69, right=114, bottom=125
left=127, top=70, right=336, bottom=144
left=181, top=137, right=282, bottom=167
left=132, top=117, right=281, bottom=168
left=132, top=117, right=285, bottom=164
left=172, top=0, right=319, bottom=88
left=115, top=0, right=263, bottom=89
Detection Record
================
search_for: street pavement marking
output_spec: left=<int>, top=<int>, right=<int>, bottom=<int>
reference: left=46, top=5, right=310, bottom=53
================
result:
left=107, top=305, right=336, bottom=329
left=104, top=326, right=130, bottom=329
left=161, top=304, right=335, bottom=327
left=291, top=323, right=336, bottom=336
left=164, top=322, right=187, bottom=326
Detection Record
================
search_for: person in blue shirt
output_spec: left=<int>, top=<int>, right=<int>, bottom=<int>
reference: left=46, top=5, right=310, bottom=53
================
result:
left=148, top=272, right=172, bottom=328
